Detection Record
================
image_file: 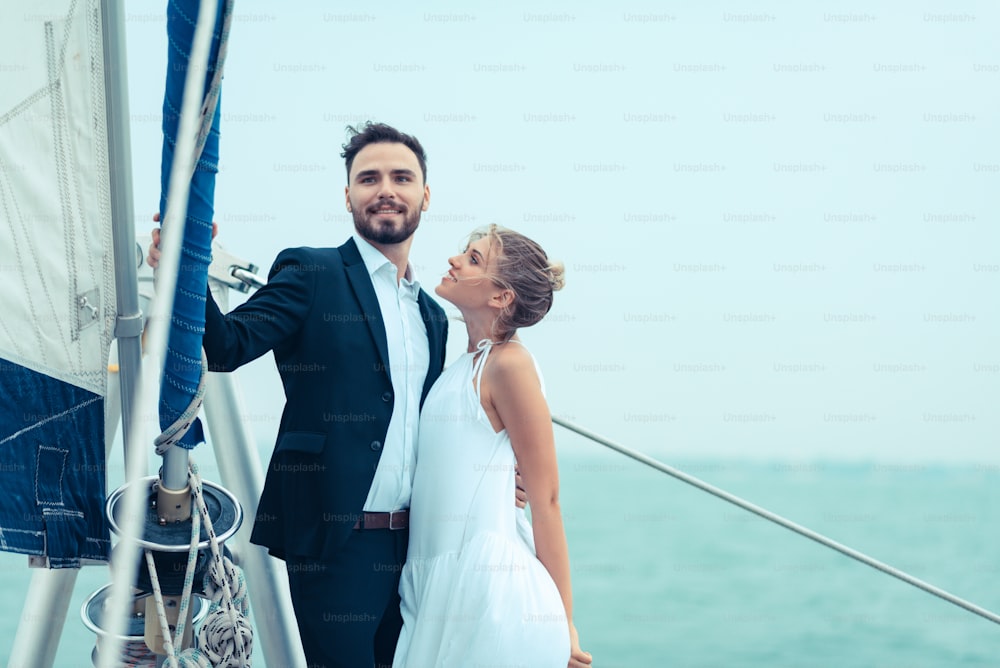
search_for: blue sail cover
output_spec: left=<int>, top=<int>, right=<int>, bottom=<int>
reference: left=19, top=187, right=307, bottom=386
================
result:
left=157, top=0, right=227, bottom=449
left=0, top=0, right=115, bottom=566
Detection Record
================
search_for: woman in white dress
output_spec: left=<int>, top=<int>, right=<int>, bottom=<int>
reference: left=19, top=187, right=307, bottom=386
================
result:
left=393, top=225, right=592, bottom=668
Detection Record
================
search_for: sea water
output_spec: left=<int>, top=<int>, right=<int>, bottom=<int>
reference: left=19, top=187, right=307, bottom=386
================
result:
left=2, top=446, right=998, bottom=667
left=560, top=449, right=1000, bottom=668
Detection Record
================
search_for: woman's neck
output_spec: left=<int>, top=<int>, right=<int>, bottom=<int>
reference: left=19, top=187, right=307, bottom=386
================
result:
left=462, top=315, right=502, bottom=352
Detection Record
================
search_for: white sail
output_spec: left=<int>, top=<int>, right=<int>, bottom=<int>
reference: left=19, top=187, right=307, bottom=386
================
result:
left=0, top=0, right=115, bottom=396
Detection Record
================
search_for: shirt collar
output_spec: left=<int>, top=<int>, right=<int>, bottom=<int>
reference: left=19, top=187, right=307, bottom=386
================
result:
left=352, top=233, right=421, bottom=289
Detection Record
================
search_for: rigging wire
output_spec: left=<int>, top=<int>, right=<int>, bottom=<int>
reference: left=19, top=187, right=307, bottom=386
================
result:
left=552, top=415, right=1000, bottom=628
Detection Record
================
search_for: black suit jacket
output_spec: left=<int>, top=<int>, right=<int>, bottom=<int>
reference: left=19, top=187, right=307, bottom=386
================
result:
left=203, top=238, right=448, bottom=560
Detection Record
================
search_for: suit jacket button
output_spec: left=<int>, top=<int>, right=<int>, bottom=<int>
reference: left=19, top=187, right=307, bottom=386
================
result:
left=370, top=440, right=382, bottom=451
left=381, top=391, right=392, bottom=402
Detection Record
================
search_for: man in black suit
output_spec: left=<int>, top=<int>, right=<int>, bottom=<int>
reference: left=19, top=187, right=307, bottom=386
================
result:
left=151, top=122, right=447, bottom=667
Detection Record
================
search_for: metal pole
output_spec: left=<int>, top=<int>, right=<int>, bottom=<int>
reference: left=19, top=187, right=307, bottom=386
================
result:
left=101, top=0, right=144, bottom=477
left=201, top=280, right=306, bottom=667
left=6, top=568, right=79, bottom=668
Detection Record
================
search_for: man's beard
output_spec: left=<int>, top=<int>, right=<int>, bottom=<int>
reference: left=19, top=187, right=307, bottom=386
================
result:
left=352, top=202, right=423, bottom=245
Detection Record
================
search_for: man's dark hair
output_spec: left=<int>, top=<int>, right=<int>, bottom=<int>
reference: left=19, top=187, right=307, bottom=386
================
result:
left=341, top=121, right=428, bottom=184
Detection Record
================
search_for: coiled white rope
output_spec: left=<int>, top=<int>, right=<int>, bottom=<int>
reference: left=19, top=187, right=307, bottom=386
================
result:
left=187, top=460, right=252, bottom=666
left=137, top=459, right=251, bottom=667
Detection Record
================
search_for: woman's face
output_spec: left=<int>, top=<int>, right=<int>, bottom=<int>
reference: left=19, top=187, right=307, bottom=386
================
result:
left=435, top=236, right=497, bottom=305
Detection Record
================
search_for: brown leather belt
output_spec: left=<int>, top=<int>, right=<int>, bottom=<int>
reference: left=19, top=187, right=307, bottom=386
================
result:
left=353, top=510, right=409, bottom=530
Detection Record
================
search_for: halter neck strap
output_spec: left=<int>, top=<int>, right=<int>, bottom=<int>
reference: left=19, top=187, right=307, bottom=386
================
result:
left=472, top=339, right=494, bottom=400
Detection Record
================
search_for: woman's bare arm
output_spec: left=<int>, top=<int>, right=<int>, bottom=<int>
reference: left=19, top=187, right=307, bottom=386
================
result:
left=488, top=345, right=592, bottom=666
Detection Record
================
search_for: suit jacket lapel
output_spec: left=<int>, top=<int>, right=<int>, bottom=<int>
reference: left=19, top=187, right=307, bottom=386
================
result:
left=418, top=291, right=447, bottom=404
left=340, top=238, right=392, bottom=382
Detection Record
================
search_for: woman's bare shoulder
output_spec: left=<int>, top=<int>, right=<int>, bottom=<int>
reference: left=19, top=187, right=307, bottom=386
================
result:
left=487, top=341, right=541, bottom=389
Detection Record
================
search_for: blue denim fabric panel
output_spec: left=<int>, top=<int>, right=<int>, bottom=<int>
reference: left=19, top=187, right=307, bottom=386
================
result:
left=0, top=359, right=110, bottom=567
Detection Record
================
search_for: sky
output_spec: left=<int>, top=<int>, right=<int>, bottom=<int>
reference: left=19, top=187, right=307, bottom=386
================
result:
left=122, top=1, right=999, bottom=464
left=1, top=3, right=998, bottom=666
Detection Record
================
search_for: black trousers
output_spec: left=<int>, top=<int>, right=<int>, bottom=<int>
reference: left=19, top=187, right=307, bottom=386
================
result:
left=286, top=528, right=408, bottom=668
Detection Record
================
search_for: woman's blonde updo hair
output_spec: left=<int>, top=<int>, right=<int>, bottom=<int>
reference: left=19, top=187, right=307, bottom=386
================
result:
left=469, top=224, right=565, bottom=340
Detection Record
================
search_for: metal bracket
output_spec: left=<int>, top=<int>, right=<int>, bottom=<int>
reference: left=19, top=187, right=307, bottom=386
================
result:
left=75, top=288, right=101, bottom=334
left=207, top=242, right=265, bottom=293
left=114, top=313, right=144, bottom=339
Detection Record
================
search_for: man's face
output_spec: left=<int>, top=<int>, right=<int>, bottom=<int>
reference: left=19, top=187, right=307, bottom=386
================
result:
left=344, top=142, right=430, bottom=245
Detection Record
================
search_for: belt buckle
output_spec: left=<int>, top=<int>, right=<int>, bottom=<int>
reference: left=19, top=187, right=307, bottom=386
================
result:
left=388, top=511, right=403, bottom=530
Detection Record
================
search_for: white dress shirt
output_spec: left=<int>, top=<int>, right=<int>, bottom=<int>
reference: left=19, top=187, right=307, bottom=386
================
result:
left=352, top=234, right=430, bottom=513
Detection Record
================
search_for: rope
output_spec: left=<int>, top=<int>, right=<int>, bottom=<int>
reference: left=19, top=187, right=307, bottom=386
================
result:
left=552, top=415, right=1000, bottom=628
left=188, top=460, right=252, bottom=666
left=114, top=459, right=251, bottom=667
left=197, top=557, right=252, bottom=666
left=144, top=549, right=180, bottom=666
left=154, top=351, right=209, bottom=455
left=194, top=0, right=233, bottom=159
left=171, top=507, right=203, bottom=660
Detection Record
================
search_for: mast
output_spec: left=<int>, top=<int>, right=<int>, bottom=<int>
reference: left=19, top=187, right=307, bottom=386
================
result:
left=101, top=0, right=144, bottom=476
